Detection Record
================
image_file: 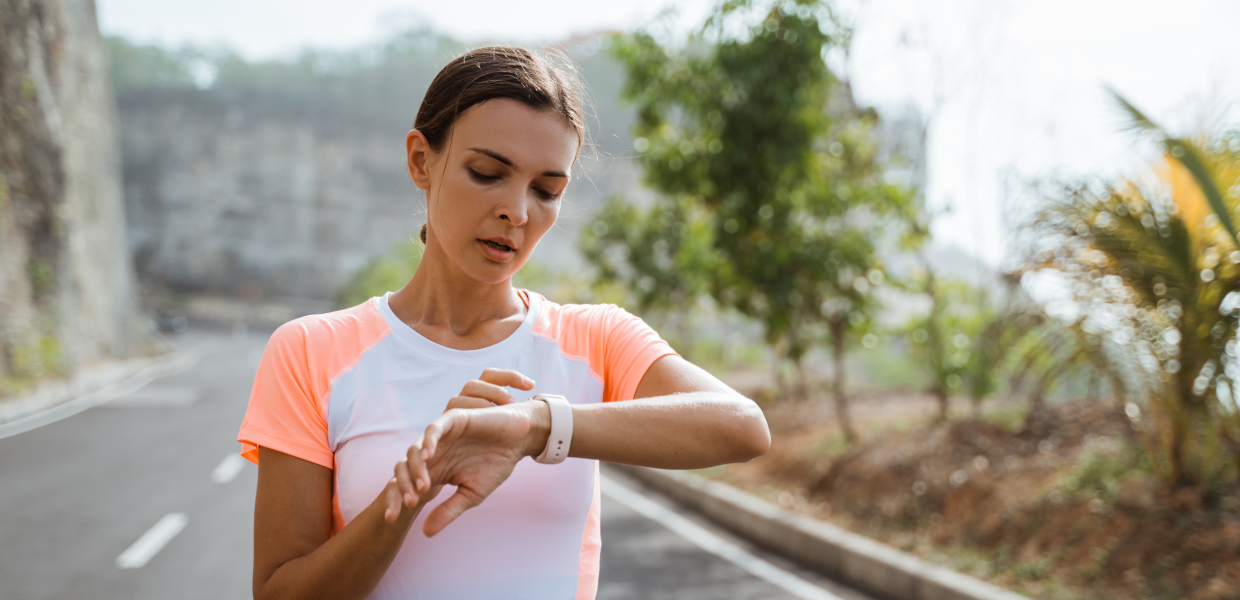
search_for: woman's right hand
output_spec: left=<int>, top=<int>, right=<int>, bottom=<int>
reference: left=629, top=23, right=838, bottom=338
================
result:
left=384, top=368, right=536, bottom=522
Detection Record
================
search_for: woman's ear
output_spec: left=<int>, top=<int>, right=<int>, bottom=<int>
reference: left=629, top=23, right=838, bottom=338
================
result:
left=406, top=130, right=433, bottom=190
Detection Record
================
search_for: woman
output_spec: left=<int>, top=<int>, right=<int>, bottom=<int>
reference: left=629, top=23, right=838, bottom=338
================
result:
left=238, top=46, right=770, bottom=600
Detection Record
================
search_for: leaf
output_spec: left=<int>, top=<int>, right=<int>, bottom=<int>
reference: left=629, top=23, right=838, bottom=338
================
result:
left=1169, top=139, right=1240, bottom=250
left=1109, top=87, right=1158, bottom=134
left=1111, top=90, right=1240, bottom=251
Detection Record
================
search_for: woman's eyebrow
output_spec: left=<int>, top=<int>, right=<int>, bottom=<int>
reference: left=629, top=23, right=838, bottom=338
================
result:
left=467, top=147, right=514, bottom=167
left=466, top=147, right=568, bottom=179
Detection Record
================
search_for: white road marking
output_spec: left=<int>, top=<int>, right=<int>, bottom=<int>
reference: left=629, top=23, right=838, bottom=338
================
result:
left=0, top=341, right=216, bottom=439
left=211, top=453, right=248, bottom=484
left=116, top=513, right=188, bottom=569
left=601, top=475, right=843, bottom=600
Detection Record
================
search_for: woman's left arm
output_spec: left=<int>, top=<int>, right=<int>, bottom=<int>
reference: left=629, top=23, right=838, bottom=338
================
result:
left=569, top=354, right=770, bottom=468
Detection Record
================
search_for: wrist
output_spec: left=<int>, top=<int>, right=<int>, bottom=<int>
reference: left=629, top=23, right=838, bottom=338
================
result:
left=521, top=399, right=552, bottom=457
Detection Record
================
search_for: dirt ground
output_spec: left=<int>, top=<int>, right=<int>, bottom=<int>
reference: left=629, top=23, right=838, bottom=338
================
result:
left=706, top=377, right=1240, bottom=600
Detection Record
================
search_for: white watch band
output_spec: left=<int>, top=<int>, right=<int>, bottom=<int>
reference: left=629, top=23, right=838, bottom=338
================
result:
left=533, top=394, right=572, bottom=464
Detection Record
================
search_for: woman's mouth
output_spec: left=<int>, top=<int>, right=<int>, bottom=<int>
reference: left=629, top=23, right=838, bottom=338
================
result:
left=478, top=239, right=517, bottom=262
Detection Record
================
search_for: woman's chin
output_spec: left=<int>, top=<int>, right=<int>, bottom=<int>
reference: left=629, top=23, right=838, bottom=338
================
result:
left=465, top=261, right=522, bottom=286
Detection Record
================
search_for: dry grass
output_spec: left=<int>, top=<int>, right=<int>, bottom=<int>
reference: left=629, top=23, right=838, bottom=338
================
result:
left=707, top=372, right=1240, bottom=600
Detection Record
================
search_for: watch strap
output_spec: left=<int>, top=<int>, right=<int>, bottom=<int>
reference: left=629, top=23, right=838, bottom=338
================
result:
left=533, top=394, right=572, bottom=464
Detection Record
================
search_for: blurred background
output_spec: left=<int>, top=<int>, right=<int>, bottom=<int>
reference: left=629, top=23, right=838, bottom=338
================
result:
left=2, top=0, right=1239, bottom=599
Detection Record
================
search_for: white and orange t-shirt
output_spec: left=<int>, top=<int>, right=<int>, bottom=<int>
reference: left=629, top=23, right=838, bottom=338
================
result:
left=237, top=290, right=676, bottom=600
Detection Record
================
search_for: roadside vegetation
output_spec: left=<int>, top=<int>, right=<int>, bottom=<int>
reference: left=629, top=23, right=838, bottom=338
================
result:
left=576, top=2, right=1240, bottom=599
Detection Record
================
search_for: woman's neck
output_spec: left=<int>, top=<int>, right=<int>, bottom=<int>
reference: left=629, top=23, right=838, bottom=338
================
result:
left=387, top=244, right=526, bottom=351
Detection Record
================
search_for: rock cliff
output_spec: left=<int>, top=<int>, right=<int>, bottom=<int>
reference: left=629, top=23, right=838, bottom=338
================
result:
left=0, top=0, right=142, bottom=390
left=113, top=39, right=641, bottom=303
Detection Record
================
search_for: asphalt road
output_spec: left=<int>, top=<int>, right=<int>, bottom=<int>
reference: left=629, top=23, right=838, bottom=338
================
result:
left=0, top=329, right=871, bottom=600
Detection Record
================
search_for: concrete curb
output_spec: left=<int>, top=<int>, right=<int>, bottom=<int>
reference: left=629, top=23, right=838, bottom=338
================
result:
left=0, top=341, right=213, bottom=439
left=615, top=465, right=1029, bottom=600
left=0, top=356, right=164, bottom=425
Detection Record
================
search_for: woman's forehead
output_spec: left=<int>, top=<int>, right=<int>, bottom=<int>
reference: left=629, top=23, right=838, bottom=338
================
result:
left=450, top=99, right=578, bottom=173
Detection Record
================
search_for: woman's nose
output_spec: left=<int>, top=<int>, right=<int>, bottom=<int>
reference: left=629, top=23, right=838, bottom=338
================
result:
left=495, top=190, right=529, bottom=226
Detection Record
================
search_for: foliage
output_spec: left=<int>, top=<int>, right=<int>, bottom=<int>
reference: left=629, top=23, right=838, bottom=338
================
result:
left=906, top=273, right=1004, bottom=417
left=1026, top=93, right=1240, bottom=486
left=594, top=0, right=915, bottom=437
left=1059, top=437, right=1143, bottom=507
left=335, top=242, right=422, bottom=309
left=580, top=194, right=718, bottom=316
left=511, top=258, right=624, bottom=307
left=107, top=37, right=208, bottom=89
left=106, top=31, right=635, bottom=153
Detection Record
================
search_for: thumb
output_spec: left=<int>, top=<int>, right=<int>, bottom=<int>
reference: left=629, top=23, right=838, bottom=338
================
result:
left=422, top=487, right=483, bottom=538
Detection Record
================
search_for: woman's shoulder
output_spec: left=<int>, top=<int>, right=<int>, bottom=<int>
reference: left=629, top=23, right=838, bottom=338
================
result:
left=268, top=297, right=391, bottom=357
left=531, top=293, right=654, bottom=342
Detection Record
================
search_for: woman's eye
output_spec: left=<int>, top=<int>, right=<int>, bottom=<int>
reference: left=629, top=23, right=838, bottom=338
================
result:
left=469, top=169, right=500, bottom=183
left=535, top=188, right=560, bottom=201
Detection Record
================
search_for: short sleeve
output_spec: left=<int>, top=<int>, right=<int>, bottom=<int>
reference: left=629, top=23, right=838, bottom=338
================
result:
left=237, top=322, right=334, bottom=469
left=600, top=306, right=678, bottom=403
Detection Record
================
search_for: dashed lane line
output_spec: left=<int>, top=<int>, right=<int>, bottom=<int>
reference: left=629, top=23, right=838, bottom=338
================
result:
left=600, top=474, right=844, bottom=600
left=116, top=513, right=189, bottom=569
left=211, top=453, right=249, bottom=484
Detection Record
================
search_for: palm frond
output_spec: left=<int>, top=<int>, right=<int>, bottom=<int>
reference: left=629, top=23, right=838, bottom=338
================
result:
left=1111, top=90, right=1240, bottom=251
left=1110, top=88, right=1159, bottom=134
left=1170, top=139, right=1240, bottom=250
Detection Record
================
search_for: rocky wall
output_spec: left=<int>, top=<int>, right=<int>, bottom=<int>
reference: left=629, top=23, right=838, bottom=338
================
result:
left=117, top=88, right=640, bottom=302
left=0, top=0, right=142, bottom=389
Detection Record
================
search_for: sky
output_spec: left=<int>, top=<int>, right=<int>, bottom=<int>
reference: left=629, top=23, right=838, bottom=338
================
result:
left=97, top=0, right=1240, bottom=272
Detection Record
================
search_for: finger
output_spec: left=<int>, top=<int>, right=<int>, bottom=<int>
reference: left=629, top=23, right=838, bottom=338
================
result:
left=421, top=409, right=468, bottom=464
left=409, top=436, right=430, bottom=493
left=457, top=380, right=517, bottom=405
left=394, top=456, right=417, bottom=507
left=478, top=368, right=536, bottom=391
left=444, top=396, right=495, bottom=412
left=421, top=419, right=446, bottom=463
left=384, top=479, right=402, bottom=523
left=422, top=487, right=483, bottom=537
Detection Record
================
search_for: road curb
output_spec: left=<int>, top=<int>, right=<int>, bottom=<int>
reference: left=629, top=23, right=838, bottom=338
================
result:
left=0, top=342, right=212, bottom=439
left=0, top=356, right=162, bottom=425
left=614, top=465, right=1029, bottom=600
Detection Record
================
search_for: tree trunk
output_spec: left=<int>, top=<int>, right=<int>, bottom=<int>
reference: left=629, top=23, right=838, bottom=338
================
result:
left=674, top=310, right=694, bottom=363
left=771, top=353, right=787, bottom=398
left=923, top=260, right=949, bottom=422
left=794, top=355, right=809, bottom=400
left=830, top=316, right=856, bottom=442
left=933, top=385, right=949, bottom=422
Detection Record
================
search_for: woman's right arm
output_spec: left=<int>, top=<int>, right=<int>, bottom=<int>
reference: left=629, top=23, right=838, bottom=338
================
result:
left=253, top=447, right=433, bottom=600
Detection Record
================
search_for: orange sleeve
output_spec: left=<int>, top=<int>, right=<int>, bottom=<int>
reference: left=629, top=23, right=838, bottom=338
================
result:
left=237, top=321, right=334, bottom=469
left=600, top=305, right=678, bottom=403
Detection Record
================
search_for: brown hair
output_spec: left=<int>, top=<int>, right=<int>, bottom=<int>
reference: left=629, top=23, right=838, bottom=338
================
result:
left=414, top=46, right=588, bottom=243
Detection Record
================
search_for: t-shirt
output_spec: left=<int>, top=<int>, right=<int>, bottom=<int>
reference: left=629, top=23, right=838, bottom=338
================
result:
left=237, top=290, right=677, bottom=600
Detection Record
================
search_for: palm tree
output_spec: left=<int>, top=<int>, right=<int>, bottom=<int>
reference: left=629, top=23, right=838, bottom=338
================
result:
left=1026, top=93, right=1240, bottom=487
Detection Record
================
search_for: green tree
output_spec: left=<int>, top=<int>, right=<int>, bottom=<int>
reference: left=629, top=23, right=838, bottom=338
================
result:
left=597, top=0, right=913, bottom=439
left=579, top=195, right=718, bottom=354
left=907, top=273, right=988, bottom=420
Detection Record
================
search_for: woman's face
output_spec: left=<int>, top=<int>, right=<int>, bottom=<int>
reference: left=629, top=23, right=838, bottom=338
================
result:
left=407, top=98, right=577, bottom=286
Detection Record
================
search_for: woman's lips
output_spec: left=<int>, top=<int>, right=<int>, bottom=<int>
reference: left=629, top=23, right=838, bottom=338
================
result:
left=478, top=239, right=516, bottom=262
